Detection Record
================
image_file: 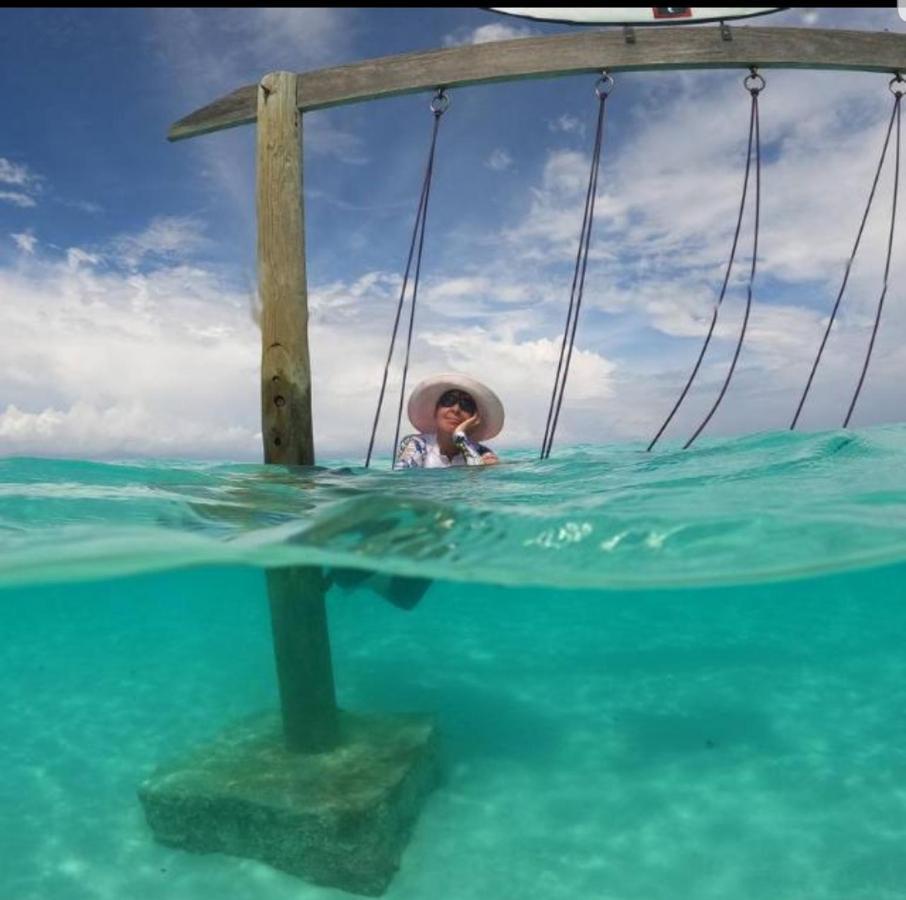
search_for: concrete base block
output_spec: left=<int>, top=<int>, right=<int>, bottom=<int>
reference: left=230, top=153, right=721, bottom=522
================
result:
left=138, top=710, right=440, bottom=896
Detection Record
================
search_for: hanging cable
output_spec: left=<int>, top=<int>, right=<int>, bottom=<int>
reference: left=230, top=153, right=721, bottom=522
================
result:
left=541, top=72, right=613, bottom=460
left=364, top=89, right=449, bottom=467
left=683, top=68, right=764, bottom=450
left=790, top=77, right=903, bottom=430
left=843, top=75, right=903, bottom=428
left=646, top=75, right=759, bottom=452
left=647, top=69, right=763, bottom=452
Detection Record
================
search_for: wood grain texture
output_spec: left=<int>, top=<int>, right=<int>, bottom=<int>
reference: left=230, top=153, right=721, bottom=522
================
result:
left=169, top=26, right=906, bottom=141
left=256, top=71, right=314, bottom=467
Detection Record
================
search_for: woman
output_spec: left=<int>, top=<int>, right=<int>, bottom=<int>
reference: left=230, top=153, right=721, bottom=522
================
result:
left=395, top=373, right=503, bottom=469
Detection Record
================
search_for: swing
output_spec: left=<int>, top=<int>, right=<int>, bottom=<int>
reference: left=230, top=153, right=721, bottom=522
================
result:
left=365, top=89, right=449, bottom=468
left=364, top=66, right=904, bottom=468
left=650, top=70, right=904, bottom=448
left=362, top=74, right=614, bottom=467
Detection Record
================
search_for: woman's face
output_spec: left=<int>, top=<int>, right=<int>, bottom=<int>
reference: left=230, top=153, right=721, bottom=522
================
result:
left=434, top=389, right=476, bottom=435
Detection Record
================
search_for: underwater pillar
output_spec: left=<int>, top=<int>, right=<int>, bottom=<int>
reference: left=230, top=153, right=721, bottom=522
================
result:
left=266, top=566, right=339, bottom=753
left=141, top=69, right=441, bottom=896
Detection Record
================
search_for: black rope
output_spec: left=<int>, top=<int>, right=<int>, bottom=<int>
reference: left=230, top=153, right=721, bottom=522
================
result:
left=541, top=74, right=612, bottom=460
left=540, top=92, right=604, bottom=458
left=540, top=100, right=603, bottom=457
left=365, top=91, right=448, bottom=467
left=683, top=71, right=764, bottom=450
left=391, top=111, right=442, bottom=465
left=790, top=88, right=901, bottom=430
left=646, top=91, right=758, bottom=452
left=364, top=162, right=430, bottom=466
left=843, top=88, right=902, bottom=428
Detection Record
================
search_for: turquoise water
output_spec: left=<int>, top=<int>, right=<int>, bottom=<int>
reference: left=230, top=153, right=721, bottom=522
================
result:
left=4, top=425, right=906, bottom=898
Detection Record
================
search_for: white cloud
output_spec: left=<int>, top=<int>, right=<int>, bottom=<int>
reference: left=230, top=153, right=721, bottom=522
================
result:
left=485, top=148, right=513, bottom=172
left=150, top=8, right=353, bottom=94
left=548, top=114, right=585, bottom=136
left=244, top=8, right=354, bottom=67
left=502, top=66, right=906, bottom=316
left=305, top=112, right=369, bottom=165
left=11, top=232, right=37, bottom=254
left=141, top=8, right=364, bottom=265
left=111, top=216, right=210, bottom=270
left=501, top=150, right=613, bottom=263
left=3, top=225, right=903, bottom=461
left=421, top=326, right=617, bottom=445
left=0, top=249, right=260, bottom=459
left=1, top=156, right=102, bottom=215
left=0, top=401, right=255, bottom=458
left=443, top=22, right=535, bottom=47
left=0, top=158, right=43, bottom=208
left=65, top=247, right=101, bottom=270
left=0, top=191, right=37, bottom=208
left=0, top=158, right=34, bottom=187
left=62, top=199, right=103, bottom=215
left=0, top=234, right=584, bottom=458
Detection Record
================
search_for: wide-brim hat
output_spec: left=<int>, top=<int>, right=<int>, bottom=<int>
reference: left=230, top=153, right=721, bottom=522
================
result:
left=407, top=372, right=505, bottom=443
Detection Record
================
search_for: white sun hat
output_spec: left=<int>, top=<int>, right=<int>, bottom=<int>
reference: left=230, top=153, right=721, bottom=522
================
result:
left=407, top=372, right=505, bottom=442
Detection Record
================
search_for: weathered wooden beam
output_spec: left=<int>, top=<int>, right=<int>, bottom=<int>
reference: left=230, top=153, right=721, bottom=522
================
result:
left=171, top=84, right=258, bottom=141
left=169, top=26, right=906, bottom=141
left=257, top=71, right=314, bottom=467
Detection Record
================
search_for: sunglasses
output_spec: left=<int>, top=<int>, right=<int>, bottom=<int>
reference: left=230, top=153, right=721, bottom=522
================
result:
left=437, top=390, right=477, bottom=415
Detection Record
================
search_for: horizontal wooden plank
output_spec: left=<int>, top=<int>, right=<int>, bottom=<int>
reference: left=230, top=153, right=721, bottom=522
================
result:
left=168, top=26, right=906, bottom=142
left=170, top=84, right=258, bottom=141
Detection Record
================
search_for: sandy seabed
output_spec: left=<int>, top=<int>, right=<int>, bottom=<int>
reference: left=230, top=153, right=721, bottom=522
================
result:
left=3, top=562, right=906, bottom=900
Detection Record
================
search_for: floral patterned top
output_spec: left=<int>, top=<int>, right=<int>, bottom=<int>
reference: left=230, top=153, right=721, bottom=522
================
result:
left=394, top=431, right=494, bottom=469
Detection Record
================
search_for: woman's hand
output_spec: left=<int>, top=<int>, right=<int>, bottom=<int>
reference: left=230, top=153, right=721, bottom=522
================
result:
left=455, top=415, right=498, bottom=465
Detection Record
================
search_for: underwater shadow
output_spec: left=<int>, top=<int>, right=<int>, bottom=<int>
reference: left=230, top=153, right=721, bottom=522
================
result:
left=608, top=703, right=788, bottom=774
left=343, top=659, right=566, bottom=767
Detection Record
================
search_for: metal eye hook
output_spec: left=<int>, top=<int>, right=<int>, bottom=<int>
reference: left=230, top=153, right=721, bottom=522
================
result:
left=744, top=67, right=765, bottom=95
left=431, top=88, right=450, bottom=115
left=595, top=71, right=614, bottom=99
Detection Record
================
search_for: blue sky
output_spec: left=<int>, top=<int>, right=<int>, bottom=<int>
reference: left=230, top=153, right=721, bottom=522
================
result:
left=2, top=7, right=906, bottom=460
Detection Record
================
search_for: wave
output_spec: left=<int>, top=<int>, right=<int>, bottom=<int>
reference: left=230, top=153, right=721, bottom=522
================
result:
left=2, top=424, right=906, bottom=591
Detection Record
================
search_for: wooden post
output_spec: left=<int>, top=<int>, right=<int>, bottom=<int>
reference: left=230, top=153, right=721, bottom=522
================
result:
left=256, top=70, right=339, bottom=753
left=257, top=71, right=314, bottom=466
left=267, top=567, right=339, bottom=752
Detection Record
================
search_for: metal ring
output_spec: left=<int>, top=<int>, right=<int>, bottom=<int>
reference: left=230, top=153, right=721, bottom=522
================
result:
left=595, top=72, right=614, bottom=98
left=743, top=70, right=765, bottom=94
left=430, top=89, right=450, bottom=114
left=890, top=74, right=906, bottom=97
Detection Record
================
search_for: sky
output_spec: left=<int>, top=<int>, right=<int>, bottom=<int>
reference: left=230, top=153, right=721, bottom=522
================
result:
left=1, top=6, right=906, bottom=462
